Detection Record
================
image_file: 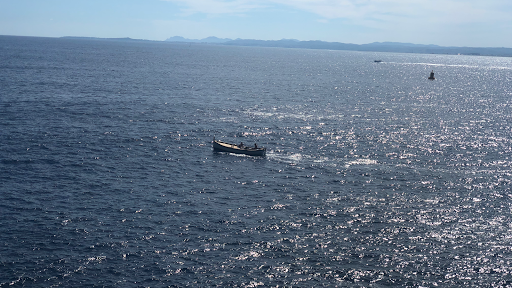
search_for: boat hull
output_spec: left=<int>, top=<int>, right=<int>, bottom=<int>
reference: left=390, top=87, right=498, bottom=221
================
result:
left=213, top=140, right=266, bottom=157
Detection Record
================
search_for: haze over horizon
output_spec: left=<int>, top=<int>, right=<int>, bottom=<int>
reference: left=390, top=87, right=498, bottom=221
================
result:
left=1, top=0, right=511, bottom=48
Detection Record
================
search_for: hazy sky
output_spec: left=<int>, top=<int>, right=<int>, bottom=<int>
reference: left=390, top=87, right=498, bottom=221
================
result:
left=1, top=0, right=511, bottom=47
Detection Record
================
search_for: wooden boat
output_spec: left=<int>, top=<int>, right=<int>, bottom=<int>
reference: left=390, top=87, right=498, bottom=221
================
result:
left=428, top=70, right=435, bottom=80
left=213, top=139, right=266, bottom=157
left=374, top=60, right=383, bottom=63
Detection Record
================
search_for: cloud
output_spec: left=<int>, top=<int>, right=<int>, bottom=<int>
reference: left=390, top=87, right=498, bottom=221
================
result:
left=160, top=0, right=512, bottom=46
left=163, top=0, right=510, bottom=24
left=164, top=0, right=266, bottom=15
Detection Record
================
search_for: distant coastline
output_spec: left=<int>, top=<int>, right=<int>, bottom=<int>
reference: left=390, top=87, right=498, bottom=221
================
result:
left=165, top=36, right=512, bottom=57
left=3, top=35, right=510, bottom=57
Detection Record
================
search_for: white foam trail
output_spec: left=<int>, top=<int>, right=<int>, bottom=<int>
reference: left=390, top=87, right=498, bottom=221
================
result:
left=345, top=158, right=378, bottom=168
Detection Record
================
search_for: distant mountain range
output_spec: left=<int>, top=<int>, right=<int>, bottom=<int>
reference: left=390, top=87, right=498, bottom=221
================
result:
left=165, top=36, right=512, bottom=57
left=166, top=36, right=233, bottom=44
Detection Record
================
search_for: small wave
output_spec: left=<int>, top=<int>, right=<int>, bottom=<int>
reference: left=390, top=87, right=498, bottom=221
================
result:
left=345, top=158, right=378, bottom=168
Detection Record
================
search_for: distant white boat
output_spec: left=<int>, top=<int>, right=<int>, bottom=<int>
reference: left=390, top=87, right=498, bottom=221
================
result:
left=213, top=139, right=266, bottom=157
left=428, top=70, right=435, bottom=80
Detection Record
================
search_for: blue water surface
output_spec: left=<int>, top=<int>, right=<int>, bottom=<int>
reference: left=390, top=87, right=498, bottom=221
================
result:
left=2, top=35, right=512, bottom=287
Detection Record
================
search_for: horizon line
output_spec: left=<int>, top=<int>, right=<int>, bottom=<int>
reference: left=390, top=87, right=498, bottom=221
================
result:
left=2, top=34, right=512, bottom=49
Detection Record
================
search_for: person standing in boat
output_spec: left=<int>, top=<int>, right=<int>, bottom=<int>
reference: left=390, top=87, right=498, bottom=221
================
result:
left=239, top=142, right=244, bottom=148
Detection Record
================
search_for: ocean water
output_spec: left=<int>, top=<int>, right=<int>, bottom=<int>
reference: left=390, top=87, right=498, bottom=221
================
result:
left=1, top=35, right=512, bottom=287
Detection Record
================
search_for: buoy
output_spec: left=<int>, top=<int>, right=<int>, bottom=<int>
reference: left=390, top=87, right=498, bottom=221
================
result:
left=428, top=70, right=435, bottom=80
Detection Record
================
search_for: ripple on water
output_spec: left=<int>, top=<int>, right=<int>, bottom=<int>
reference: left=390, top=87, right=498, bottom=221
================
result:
left=3, top=37, right=512, bottom=287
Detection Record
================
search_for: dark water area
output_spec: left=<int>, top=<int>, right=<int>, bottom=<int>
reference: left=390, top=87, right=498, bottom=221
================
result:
left=2, top=35, right=512, bottom=287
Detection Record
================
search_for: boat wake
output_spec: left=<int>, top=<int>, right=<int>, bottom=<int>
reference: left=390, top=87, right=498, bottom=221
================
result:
left=267, top=151, right=379, bottom=170
left=388, top=62, right=512, bottom=70
left=266, top=151, right=304, bottom=165
left=344, top=158, right=378, bottom=168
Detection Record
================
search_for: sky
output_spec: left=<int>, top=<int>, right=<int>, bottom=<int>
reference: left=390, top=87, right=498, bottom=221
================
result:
left=1, top=0, right=511, bottom=47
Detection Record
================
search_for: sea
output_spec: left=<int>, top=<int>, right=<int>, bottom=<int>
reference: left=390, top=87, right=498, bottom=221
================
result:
left=1, top=35, right=512, bottom=287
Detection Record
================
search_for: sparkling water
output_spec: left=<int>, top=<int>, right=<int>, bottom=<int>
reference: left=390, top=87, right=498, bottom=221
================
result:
left=2, top=35, right=512, bottom=287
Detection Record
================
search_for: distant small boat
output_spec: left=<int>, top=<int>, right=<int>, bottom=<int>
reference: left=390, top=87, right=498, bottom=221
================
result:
left=374, top=60, right=383, bottom=63
left=213, top=139, right=266, bottom=157
left=428, top=70, right=435, bottom=80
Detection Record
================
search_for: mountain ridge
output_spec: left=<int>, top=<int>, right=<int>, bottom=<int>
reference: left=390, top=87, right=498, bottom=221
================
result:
left=165, top=36, right=512, bottom=57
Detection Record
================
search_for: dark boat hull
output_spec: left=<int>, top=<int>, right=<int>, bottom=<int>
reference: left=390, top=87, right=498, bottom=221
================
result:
left=213, top=140, right=266, bottom=157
